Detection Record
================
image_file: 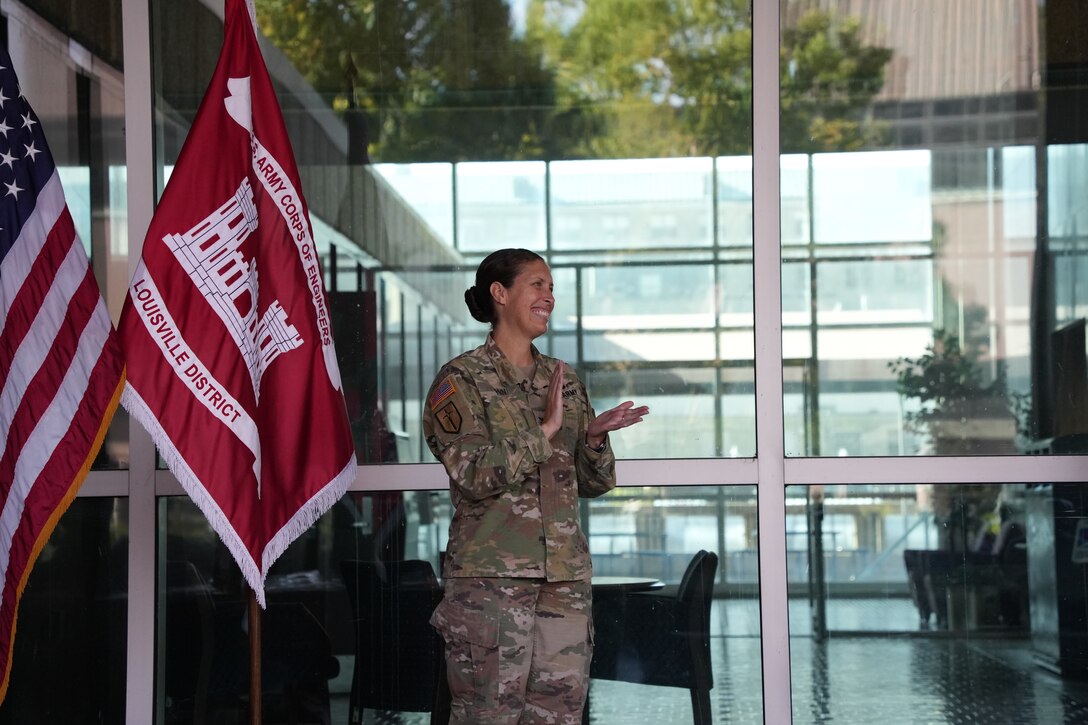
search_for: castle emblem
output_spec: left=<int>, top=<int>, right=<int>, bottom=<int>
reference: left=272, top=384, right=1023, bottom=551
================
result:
left=164, top=177, right=302, bottom=400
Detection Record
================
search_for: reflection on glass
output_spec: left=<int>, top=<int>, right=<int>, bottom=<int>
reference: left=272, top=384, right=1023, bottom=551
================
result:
left=372, top=163, right=455, bottom=245
left=811, top=152, right=932, bottom=245
left=551, top=158, right=714, bottom=250
left=0, top=499, right=128, bottom=723
left=137, top=1, right=762, bottom=462
left=333, top=239, right=757, bottom=460
left=786, top=482, right=1088, bottom=723
left=457, top=162, right=547, bottom=252
left=10, top=8, right=130, bottom=469
left=160, top=484, right=760, bottom=723
left=781, top=1, right=1088, bottom=457
left=155, top=4, right=762, bottom=461
left=587, top=485, right=762, bottom=722
left=586, top=367, right=721, bottom=458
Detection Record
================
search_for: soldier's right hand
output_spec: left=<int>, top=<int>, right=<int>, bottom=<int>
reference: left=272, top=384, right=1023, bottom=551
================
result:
left=541, top=362, right=565, bottom=439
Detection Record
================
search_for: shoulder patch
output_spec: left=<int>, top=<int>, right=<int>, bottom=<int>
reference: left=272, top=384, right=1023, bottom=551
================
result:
left=429, top=375, right=457, bottom=410
left=435, top=401, right=463, bottom=434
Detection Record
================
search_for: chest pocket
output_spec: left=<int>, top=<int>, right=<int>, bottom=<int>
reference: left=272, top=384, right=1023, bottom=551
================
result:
left=487, top=393, right=536, bottom=439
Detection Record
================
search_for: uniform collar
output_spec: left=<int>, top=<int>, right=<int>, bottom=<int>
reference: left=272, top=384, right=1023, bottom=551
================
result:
left=485, top=334, right=548, bottom=388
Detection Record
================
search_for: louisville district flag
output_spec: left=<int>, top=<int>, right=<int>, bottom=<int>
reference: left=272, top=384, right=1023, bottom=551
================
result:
left=119, top=0, right=356, bottom=607
left=0, top=50, right=124, bottom=700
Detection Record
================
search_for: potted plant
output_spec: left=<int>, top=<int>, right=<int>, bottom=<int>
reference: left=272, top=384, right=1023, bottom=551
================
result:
left=888, top=329, right=1017, bottom=455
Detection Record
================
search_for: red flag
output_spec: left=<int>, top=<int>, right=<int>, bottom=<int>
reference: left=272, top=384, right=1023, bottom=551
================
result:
left=119, top=0, right=356, bottom=606
left=0, top=51, right=125, bottom=700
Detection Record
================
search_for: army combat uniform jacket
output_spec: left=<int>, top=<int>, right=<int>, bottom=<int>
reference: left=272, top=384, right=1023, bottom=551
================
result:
left=423, top=335, right=616, bottom=582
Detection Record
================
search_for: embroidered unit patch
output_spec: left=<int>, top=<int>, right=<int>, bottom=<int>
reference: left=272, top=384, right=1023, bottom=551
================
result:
left=429, top=375, right=456, bottom=409
left=436, top=401, right=462, bottom=434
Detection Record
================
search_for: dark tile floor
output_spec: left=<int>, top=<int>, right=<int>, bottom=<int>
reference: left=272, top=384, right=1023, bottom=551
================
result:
left=340, top=598, right=1088, bottom=724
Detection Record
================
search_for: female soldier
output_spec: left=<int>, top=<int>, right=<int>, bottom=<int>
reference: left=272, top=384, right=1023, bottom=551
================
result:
left=423, top=248, right=648, bottom=724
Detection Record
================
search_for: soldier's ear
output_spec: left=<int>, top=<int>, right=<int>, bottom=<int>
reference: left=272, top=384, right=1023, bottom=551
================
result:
left=490, top=281, right=507, bottom=307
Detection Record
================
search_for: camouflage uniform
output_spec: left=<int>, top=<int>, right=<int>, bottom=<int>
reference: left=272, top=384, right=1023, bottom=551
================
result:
left=423, top=335, right=615, bottom=724
left=431, top=577, right=593, bottom=725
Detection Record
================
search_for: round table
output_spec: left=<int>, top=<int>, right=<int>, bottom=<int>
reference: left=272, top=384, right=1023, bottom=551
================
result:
left=590, top=576, right=665, bottom=592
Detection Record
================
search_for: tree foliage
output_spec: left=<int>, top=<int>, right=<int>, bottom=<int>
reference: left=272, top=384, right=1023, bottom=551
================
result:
left=888, top=323, right=1016, bottom=452
left=258, top=0, right=894, bottom=160
left=781, top=9, right=894, bottom=152
left=526, top=0, right=894, bottom=157
left=258, top=0, right=561, bottom=161
left=525, top=0, right=752, bottom=157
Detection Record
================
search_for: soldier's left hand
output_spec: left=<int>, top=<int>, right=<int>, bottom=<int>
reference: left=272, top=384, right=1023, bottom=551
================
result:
left=586, top=401, right=649, bottom=449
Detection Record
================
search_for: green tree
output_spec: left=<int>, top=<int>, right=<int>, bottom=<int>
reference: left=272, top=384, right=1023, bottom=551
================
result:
left=258, top=0, right=561, bottom=161
left=781, top=9, right=893, bottom=152
left=526, top=0, right=893, bottom=157
left=888, top=304, right=1018, bottom=454
left=258, top=0, right=892, bottom=160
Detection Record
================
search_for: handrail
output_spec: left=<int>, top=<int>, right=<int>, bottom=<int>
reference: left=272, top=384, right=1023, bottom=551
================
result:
left=855, top=511, right=934, bottom=582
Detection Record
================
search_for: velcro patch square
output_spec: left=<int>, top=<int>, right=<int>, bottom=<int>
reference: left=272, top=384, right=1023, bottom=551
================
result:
left=429, top=375, right=456, bottom=410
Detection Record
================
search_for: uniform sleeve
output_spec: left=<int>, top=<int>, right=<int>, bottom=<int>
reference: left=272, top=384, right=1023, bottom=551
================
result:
left=423, top=365, right=554, bottom=501
left=571, top=377, right=616, bottom=498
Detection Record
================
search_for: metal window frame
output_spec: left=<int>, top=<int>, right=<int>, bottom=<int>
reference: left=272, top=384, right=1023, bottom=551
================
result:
left=104, top=1, right=1086, bottom=723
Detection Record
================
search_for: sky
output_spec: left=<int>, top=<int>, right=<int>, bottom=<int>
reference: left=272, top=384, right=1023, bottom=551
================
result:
left=508, top=0, right=528, bottom=34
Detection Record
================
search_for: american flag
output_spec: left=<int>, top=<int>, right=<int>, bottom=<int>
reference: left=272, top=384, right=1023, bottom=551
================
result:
left=428, top=375, right=457, bottom=409
left=0, top=49, right=124, bottom=702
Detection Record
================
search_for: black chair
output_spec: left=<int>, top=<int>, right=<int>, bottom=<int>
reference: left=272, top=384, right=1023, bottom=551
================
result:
left=163, top=560, right=216, bottom=725
left=590, top=550, right=718, bottom=725
left=262, top=601, right=342, bottom=725
left=339, top=560, right=450, bottom=725
left=201, top=598, right=340, bottom=725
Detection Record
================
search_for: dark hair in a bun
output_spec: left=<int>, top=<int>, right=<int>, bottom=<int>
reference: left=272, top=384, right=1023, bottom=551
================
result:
left=465, top=248, right=545, bottom=324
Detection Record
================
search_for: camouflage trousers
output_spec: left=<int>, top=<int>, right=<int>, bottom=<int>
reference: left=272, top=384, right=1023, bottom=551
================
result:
left=430, top=577, right=593, bottom=725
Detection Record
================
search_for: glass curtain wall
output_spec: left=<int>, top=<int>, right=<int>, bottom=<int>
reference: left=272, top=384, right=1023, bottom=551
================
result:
left=2, top=0, right=130, bottom=469
left=781, top=0, right=1088, bottom=722
left=0, top=2, right=128, bottom=723
left=2, top=0, right=1086, bottom=723
left=148, top=0, right=759, bottom=723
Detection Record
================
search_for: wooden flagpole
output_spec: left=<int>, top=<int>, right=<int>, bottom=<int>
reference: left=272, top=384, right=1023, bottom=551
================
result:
left=240, top=8, right=258, bottom=722
left=241, top=2, right=262, bottom=721
left=241, top=4, right=263, bottom=722
left=249, top=587, right=262, bottom=725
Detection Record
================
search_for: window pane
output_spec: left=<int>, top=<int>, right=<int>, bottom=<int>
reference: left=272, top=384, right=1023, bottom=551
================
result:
left=551, top=158, right=714, bottom=251
left=161, top=0, right=757, bottom=462
left=585, top=367, right=721, bottom=458
left=159, top=491, right=450, bottom=724
left=457, top=162, right=547, bottom=252
left=781, top=1, right=1088, bottom=457
left=786, top=482, right=1088, bottom=722
left=161, top=485, right=762, bottom=722
left=154, top=0, right=759, bottom=461
left=587, top=485, right=763, bottom=722
left=0, top=498, right=128, bottom=723
left=9, top=4, right=129, bottom=469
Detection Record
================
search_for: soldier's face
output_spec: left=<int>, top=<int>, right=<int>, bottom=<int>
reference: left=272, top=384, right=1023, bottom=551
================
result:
left=493, top=260, right=554, bottom=340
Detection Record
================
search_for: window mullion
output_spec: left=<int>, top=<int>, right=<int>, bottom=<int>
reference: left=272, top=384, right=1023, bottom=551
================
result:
left=121, top=0, right=157, bottom=723
left=752, top=0, right=792, bottom=723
